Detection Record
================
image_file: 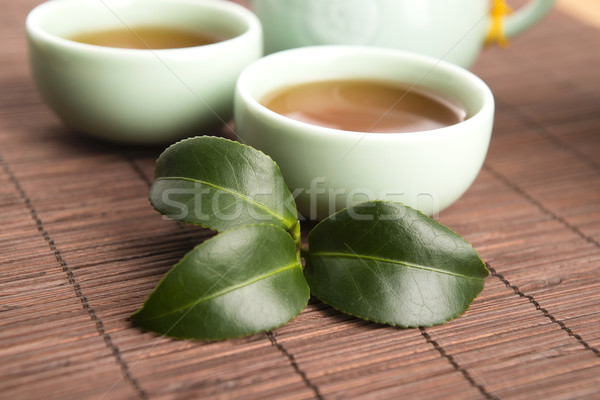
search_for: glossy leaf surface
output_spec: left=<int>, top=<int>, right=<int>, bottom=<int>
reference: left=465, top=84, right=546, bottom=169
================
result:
left=131, top=224, right=308, bottom=340
left=305, top=201, right=488, bottom=327
left=149, top=136, right=298, bottom=233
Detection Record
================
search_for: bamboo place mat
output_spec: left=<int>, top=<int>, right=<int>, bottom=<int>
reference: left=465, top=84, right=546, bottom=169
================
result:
left=1, top=1, right=599, bottom=399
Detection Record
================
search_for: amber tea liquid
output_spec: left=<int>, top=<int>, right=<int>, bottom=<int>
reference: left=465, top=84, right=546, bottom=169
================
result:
left=68, top=26, right=225, bottom=49
left=261, top=79, right=467, bottom=133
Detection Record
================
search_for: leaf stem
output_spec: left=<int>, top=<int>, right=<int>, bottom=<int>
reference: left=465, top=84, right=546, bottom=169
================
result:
left=289, top=220, right=301, bottom=245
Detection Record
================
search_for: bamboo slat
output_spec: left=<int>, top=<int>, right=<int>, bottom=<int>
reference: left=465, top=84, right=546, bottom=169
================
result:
left=1, top=1, right=599, bottom=399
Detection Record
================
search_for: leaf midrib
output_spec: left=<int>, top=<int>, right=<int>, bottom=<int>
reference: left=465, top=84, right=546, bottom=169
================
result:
left=310, top=252, right=484, bottom=280
left=134, top=261, right=300, bottom=322
left=155, top=176, right=290, bottom=226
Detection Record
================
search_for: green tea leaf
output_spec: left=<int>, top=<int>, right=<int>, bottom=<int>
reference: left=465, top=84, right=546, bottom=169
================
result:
left=131, top=224, right=309, bottom=340
left=304, top=201, right=488, bottom=327
left=149, top=136, right=298, bottom=233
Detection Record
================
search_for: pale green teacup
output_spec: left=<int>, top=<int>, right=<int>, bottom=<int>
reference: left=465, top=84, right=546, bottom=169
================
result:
left=27, top=0, right=262, bottom=144
left=250, top=0, right=554, bottom=68
left=235, top=46, right=494, bottom=219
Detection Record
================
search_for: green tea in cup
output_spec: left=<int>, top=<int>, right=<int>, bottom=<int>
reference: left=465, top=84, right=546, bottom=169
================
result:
left=261, top=79, right=467, bottom=133
left=68, top=26, right=225, bottom=49
left=26, top=0, right=262, bottom=144
left=234, top=46, right=495, bottom=218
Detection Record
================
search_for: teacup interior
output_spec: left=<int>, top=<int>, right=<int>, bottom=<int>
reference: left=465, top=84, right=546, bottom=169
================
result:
left=242, top=48, right=487, bottom=126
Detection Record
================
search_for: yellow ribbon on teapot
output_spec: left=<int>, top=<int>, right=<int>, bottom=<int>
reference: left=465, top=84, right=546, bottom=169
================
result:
left=485, top=0, right=513, bottom=46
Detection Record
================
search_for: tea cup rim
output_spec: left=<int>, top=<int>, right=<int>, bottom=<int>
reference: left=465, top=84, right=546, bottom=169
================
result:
left=236, top=45, right=494, bottom=142
left=26, top=0, right=261, bottom=56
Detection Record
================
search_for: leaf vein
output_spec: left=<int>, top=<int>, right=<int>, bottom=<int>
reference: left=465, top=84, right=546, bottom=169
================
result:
left=310, top=252, right=484, bottom=280
left=135, top=261, right=301, bottom=322
left=155, top=177, right=287, bottom=225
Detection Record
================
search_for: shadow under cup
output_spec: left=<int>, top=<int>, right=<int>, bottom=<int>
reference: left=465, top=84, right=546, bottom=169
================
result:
left=27, top=0, right=262, bottom=144
left=234, top=46, right=495, bottom=220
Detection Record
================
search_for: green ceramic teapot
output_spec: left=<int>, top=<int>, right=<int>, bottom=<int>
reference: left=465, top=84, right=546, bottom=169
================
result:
left=250, top=0, right=554, bottom=68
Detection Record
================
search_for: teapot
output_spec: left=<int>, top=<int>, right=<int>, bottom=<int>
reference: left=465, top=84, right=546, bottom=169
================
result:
left=249, top=0, right=554, bottom=68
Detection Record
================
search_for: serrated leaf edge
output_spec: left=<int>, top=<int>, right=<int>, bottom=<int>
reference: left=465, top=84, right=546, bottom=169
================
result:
left=151, top=135, right=298, bottom=232
left=140, top=298, right=308, bottom=342
left=309, top=282, right=485, bottom=329
left=131, top=223, right=295, bottom=318
left=132, top=260, right=301, bottom=323
left=131, top=223, right=309, bottom=341
left=154, top=136, right=285, bottom=175
left=306, top=199, right=488, bottom=327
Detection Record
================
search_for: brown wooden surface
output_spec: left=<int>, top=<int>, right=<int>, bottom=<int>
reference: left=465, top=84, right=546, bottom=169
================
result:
left=1, top=1, right=600, bottom=399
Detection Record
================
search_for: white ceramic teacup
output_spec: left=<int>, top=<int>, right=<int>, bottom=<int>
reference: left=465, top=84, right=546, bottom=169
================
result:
left=235, top=46, right=495, bottom=220
left=250, top=0, right=554, bottom=68
left=27, top=0, right=262, bottom=144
